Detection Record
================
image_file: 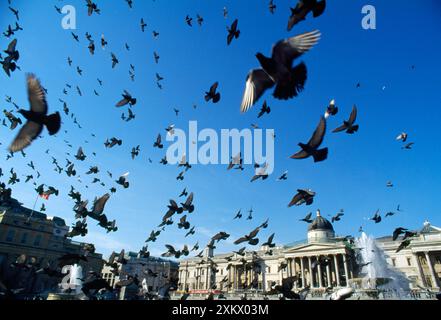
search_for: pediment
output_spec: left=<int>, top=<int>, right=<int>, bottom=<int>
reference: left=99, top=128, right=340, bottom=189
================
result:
left=283, top=242, right=346, bottom=255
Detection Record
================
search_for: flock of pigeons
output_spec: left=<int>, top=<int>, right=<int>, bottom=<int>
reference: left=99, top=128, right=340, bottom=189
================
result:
left=0, top=0, right=426, bottom=300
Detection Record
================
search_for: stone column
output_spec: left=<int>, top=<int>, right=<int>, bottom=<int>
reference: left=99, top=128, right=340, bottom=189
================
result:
left=414, top=253, right=427, bottom=288
left=300, top=257, right=305, bottom=288
left=317, top=265, right=323, bottom=288
left=184, top=265, right=188, bottom=290
left=308, top=256, right=314, bottom=288
left=425, top=252, right=440, bottom=289
left=333, top=254, right=340, bottom=287
left=343, top=255, right=350, bottom=287
left=326, top=261, right=331, bottom=288
left=234, top=266, right=237, bottom=290
left=279, top=263, right=283, bottom=284
left=206, top=266, right=210, bottom=290
left=293, top=258, right=298, bottom=289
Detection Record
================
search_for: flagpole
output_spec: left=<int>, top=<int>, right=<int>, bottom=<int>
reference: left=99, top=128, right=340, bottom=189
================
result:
left=27, top=192, right=40, bottom=222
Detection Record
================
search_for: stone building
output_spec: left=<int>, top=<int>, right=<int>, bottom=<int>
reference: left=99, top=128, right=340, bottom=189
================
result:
left=178, top=210, right=441, bottom=294
left=377, top=221, right=441, bottom=290
left=0, top=195, right=103, bottom=294
left=101, top=251, right=179, bottom=293
left=178, top=210, right=356, bottom=293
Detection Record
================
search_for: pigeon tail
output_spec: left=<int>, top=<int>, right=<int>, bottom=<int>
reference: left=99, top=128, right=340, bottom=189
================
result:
left=312, top=148, right=328, bottom=163
left=347, top=125, right=359, bottom=134
left=273, top=62, right=307, bottom=100
left=45, top=112, right=61, bottom=135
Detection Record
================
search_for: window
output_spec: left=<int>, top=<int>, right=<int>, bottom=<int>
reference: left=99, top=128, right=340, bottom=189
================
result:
left=391, top=258, right=396, bottom=267
left=33, top=235, right=42, bottom=247
left=221, top=269, right=223, bottom=275
left=406, top=257, right=412, bottom=266
left=267, top=267, right=271, bottom=274
left=6, top=229, right=15, bottom=242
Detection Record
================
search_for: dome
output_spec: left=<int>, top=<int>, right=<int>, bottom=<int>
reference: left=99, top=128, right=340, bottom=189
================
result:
left=308, top=210, right=334, bottom=232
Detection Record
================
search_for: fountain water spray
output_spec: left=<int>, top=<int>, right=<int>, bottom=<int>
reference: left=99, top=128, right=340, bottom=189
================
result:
left=354, top=232, right=410, bottom=297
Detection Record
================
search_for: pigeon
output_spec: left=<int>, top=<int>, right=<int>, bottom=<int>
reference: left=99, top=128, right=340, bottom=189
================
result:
left=371, top=210, right=382, bottom=224
left=181, top=193, right=195, bottom=213
left=223, top=7, right=228, bottom=19
left=333, top=105, right=359, bottom=134
left=111, top=53, right=119, bottom=68
left=277, top=170, right=288, bottom=181
left=324, top=99, right=338, bottom=118
left=154, top=134, right=163, bottom=149
left=140, top=18, right=147, bottom=32
left=154, top=51, right=160, bottom=64
left=234, top=227, right=260, bottom=245
left=3, top=109, right=22, bottom=130
left=9, top=74, right=61, bottom=153
left=196, top=14, right=204, bottom=26
left=288, top=189, right=315, bottom=207
left=287, top=0, right=326, bottom=31
left=72, top=32, right=80, bottom=42
left=396, top=132, right=408, bottom=142
left=393, top=227, right=408, bottom=241
left=257, top=101, right=271, bottom=118
left=227, top=19, right=240, bottom=45
left=233, top=210, right=242, bottom=219
left=4, top=39, right=19, bottom=61
left=116, top=173, right=130, bottom=188
left=116, top=91, right=137, bottom=107
left=227, top=152, right=242, bottom=170
left=262, top=233, right=275, bottom=247
left=101, top=34, right=108, bottom=49
left=251, top=163, right=269, bottom=182
left=402, top=142, right=414, bottom=150
left=269, top=0, right=277, bottom=14
left=396, top=239, right=411, bottom=253
left=300, top=212, right=313, bottom=223
left=240, top=30, right=321, bottom=112
left=331, top=210, right=344, bottom=223
left=290, top=116, right=328, bottom=162
left=75, top=147, right=86, bottom=161
left=86, top=0, right=100, bottom=16
left=205, top=82, right=221, bottom=103
left=131, top=146, right=140, bottom=160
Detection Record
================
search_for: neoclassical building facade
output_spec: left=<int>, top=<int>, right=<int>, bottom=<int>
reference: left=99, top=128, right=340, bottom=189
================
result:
left=178, top=211, right=441, bottom=293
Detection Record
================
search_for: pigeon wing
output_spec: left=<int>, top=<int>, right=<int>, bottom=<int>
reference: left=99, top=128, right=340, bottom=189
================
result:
left=27, top=74, right=48, bottom=114
left=240, top=69, right=274, bottom=113
left=9, top=121, right=43, bottom=152
left=272, top=30, right=321, bottom=67
left=307, top=116, right=326, bottom=148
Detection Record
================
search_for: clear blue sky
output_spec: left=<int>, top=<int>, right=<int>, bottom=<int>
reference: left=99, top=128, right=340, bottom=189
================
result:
left=1, top=0, right=440, bottom=259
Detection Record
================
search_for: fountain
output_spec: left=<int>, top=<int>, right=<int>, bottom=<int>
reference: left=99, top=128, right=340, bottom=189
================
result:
left=47, top=264, right=85, bottom=300
left=352, top=232, right=410, bottom=299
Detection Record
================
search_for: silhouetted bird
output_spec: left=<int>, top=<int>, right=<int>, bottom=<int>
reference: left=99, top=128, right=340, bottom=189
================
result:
left=240, top=30, right=320, bottom=112
left=290, top=116, right=328, bottom=162
left=9, top=74, right=61, bottom=152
